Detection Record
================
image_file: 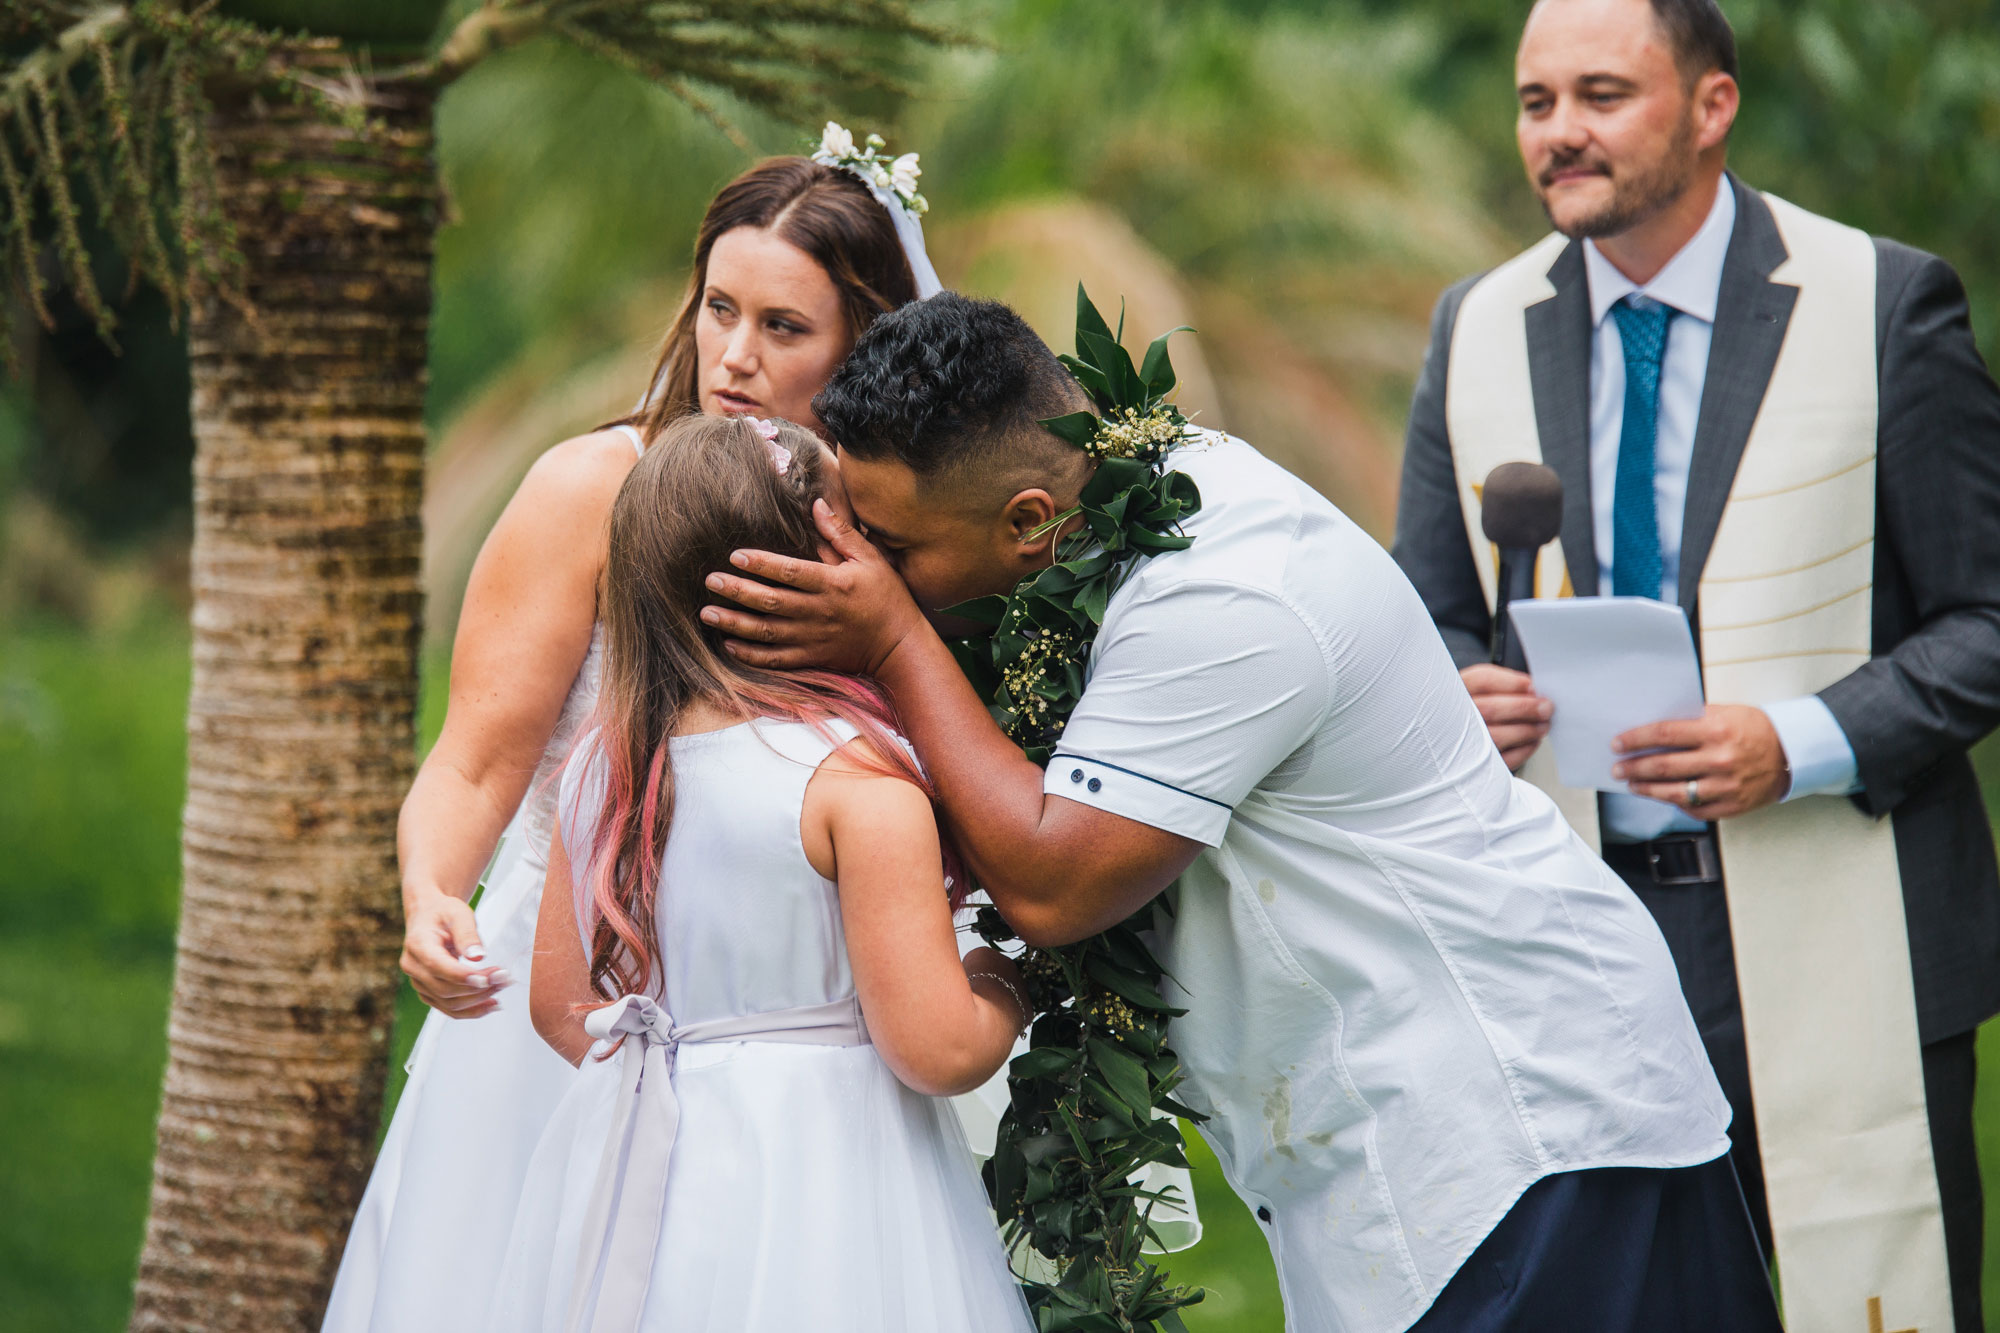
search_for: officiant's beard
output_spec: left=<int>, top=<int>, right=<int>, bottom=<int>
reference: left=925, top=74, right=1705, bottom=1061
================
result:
left=1538, top=115, right=1698, bottom=241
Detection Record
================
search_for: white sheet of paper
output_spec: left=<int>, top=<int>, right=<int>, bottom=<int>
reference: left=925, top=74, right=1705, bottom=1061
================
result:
left=1505, top=597, right=1706, bottom=792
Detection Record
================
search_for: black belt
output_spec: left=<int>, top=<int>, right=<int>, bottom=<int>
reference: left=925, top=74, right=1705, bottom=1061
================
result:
left=1602, top=831, right=1722, bottom=887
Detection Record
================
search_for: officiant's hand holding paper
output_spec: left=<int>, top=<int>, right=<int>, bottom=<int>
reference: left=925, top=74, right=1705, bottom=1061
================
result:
left=1504, top=598, right=1707, bottom=792
left=1459, top=663, right=1553, bottom=771
left=1506, top=598, right=1788, bottom=819
left=1613, top=705, right=1790, bottom=820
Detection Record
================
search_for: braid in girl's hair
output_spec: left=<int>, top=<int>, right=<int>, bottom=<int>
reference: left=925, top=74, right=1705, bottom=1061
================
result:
left=572, top=413, right=963, bottom=1007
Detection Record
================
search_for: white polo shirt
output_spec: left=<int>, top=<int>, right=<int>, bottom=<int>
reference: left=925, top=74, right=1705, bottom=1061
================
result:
left=1045, top=433, right=1731, bottom=1332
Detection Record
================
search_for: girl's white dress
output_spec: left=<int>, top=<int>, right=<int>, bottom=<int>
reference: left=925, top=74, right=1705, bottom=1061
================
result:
left=486, top=719, right=1033, bottom=1332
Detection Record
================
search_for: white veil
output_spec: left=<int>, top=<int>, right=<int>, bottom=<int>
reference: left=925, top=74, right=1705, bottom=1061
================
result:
left=841, top=170, right=943, bottom=299
left=809, top=121, right=942, bottom=299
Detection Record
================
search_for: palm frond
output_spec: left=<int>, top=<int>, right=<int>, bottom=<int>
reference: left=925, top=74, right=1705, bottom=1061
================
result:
left=425, top=1, right=959, bottom=139
left=0, top=0, right=962, bottom=367
left=0, top=3, right=304, bottom=349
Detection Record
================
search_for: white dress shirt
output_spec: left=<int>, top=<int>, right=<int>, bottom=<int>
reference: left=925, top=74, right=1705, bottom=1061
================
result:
left=1582, top=181, right=1860, bottom=842
left=1048, top=433, right=1731, bottom=1331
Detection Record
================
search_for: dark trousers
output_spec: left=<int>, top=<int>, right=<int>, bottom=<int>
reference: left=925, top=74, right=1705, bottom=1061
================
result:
left=1410, top=1155, right=1782, bottom=1331
left=1616, top=863, right=1985, bottom=1333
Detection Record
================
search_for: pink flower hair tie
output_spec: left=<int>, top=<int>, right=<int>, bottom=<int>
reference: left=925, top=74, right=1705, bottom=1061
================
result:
left=749, top=417, right=792, bottom=473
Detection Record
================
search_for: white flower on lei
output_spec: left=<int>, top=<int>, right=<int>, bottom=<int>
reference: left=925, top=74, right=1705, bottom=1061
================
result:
left=890, top=152, right=922, bottom=197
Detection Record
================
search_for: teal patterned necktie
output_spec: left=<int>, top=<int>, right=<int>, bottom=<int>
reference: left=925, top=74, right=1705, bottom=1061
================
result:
left=1610, top=295, right=1675, bottom=599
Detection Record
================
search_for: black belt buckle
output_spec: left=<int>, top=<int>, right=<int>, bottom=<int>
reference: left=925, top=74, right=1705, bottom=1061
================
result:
left=1644, top=833, right=1720, bottom=886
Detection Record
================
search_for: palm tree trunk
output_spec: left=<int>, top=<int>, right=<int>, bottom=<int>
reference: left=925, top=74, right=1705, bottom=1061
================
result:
left=130, top=85, right=436, bottom=1333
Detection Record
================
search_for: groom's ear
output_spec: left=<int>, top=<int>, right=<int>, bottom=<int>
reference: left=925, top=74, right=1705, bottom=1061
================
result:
left=1001, top=488, right=1063, bottom=556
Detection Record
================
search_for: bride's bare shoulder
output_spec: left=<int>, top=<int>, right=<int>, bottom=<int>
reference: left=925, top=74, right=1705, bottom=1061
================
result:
left=512, top=428, right=646, bottom=516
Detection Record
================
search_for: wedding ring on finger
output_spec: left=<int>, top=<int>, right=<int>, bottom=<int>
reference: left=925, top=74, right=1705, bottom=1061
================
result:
left=1685, top=778, right=1703, bottom=807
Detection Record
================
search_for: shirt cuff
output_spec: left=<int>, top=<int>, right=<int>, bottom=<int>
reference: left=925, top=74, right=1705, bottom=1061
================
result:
left=1759, top=696, right=1861, bottom=800
left=1044, top=754, right=1234, bottom=847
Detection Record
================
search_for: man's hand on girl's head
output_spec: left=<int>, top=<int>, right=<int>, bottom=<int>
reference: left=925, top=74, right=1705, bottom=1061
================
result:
left=702, top=499, right=926, bottom=677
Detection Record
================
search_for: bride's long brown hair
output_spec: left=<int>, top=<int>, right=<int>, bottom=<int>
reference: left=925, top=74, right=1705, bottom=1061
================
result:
left=572, top=413, right=959, bottom=1003
left=619, top=157, right=917, bottom=440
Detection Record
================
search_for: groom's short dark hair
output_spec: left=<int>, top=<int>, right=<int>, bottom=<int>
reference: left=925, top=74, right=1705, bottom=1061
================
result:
left=814, top=292, right=1092, bottom=495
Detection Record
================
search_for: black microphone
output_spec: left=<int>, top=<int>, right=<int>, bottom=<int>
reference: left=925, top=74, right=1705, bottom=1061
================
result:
left=1480, top=462, right=1564, bottom=672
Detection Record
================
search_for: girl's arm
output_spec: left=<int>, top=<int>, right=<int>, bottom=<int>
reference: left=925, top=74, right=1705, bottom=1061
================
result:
left=398, top=431, right=638, bottom=1018
left=529, top=827, right=597, bottom=1067
left=802, top=747, right=1029, bottom=1097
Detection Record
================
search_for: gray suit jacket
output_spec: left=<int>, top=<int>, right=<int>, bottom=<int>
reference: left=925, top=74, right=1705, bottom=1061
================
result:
left=1392, top=174, right=2000, bottom=1043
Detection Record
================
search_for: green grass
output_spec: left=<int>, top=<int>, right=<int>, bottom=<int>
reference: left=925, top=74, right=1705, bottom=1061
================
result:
left=0, top=938, right=173, bottom=1329
left=2, top=612, right=1998, bottom=1331
left=1, top=615, right=187, bottom=949
left=0, top=616, right=185, bottom=1327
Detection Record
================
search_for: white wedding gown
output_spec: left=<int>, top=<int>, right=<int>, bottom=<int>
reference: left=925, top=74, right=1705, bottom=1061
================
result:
left=487, top=720, right=1032, bottom=1332
left=321, top=619, right=612, bottom=1333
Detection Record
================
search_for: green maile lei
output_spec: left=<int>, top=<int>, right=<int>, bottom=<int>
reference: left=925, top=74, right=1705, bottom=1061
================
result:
left=946, top=287, right=1207, bottom=1333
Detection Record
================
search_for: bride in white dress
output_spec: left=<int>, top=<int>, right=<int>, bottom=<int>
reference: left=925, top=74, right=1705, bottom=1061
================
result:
left=489, top=413, right=1032, bottom=1332
left=323, top=145, right=937, bottom=1333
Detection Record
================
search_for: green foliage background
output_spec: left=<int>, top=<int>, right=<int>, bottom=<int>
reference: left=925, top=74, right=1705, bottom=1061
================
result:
left=4, top=1, right=2000, bottom=1329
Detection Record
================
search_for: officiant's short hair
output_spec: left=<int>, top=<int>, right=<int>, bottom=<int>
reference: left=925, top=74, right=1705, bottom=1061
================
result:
left=815, top=292, right=1092, bottom=497
left=1643, top=0, right=1737, bottom=80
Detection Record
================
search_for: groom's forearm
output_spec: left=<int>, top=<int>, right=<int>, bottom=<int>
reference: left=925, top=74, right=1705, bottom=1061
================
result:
left=875, top=624, right=1056, bottom=883
left=874, top=625, right=1199, bottom=944
left=700, top=508, right=1196, bottom=938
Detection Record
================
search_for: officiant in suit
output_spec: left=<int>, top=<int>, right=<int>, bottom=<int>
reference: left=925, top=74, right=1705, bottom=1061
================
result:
left=1393, top=0, right=2000, bottom=1328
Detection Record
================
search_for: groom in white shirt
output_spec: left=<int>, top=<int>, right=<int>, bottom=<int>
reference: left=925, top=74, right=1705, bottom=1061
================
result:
left=700, top=291, right=1778, bottom=1330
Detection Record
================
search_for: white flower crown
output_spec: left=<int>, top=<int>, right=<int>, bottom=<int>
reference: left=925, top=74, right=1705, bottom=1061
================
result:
left=812, top=122, right=927, bottom=217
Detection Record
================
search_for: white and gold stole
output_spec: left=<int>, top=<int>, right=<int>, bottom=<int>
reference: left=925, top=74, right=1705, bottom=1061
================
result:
left=1443, top=196, right=1952, bottom=1332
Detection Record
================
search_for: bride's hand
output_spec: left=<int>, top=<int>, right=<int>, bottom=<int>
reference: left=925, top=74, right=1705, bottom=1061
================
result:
left=701, top=499, right=926, bottom=676
left=401, top=888, right=508, bottom=1018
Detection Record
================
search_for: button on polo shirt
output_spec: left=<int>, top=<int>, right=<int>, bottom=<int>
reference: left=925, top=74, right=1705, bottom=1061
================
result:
left=1043, top=433, right=1730, bottom=1333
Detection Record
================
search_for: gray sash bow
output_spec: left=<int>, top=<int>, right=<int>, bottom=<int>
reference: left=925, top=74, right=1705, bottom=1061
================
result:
left=564, top=992, right=871, bottom=1333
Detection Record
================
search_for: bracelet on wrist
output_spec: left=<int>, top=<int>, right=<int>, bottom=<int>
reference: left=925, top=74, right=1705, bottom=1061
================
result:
left=968, top=969, right=1032, bottom=1031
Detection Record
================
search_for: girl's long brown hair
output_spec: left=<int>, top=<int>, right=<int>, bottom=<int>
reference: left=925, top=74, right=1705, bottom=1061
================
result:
left=622, top=157, right=917, bottom=439
left=573, top=413, right=959, bottom=1003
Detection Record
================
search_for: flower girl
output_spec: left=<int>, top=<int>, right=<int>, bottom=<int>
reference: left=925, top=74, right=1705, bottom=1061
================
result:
left=487, top=413, right=1034, bottom=1333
